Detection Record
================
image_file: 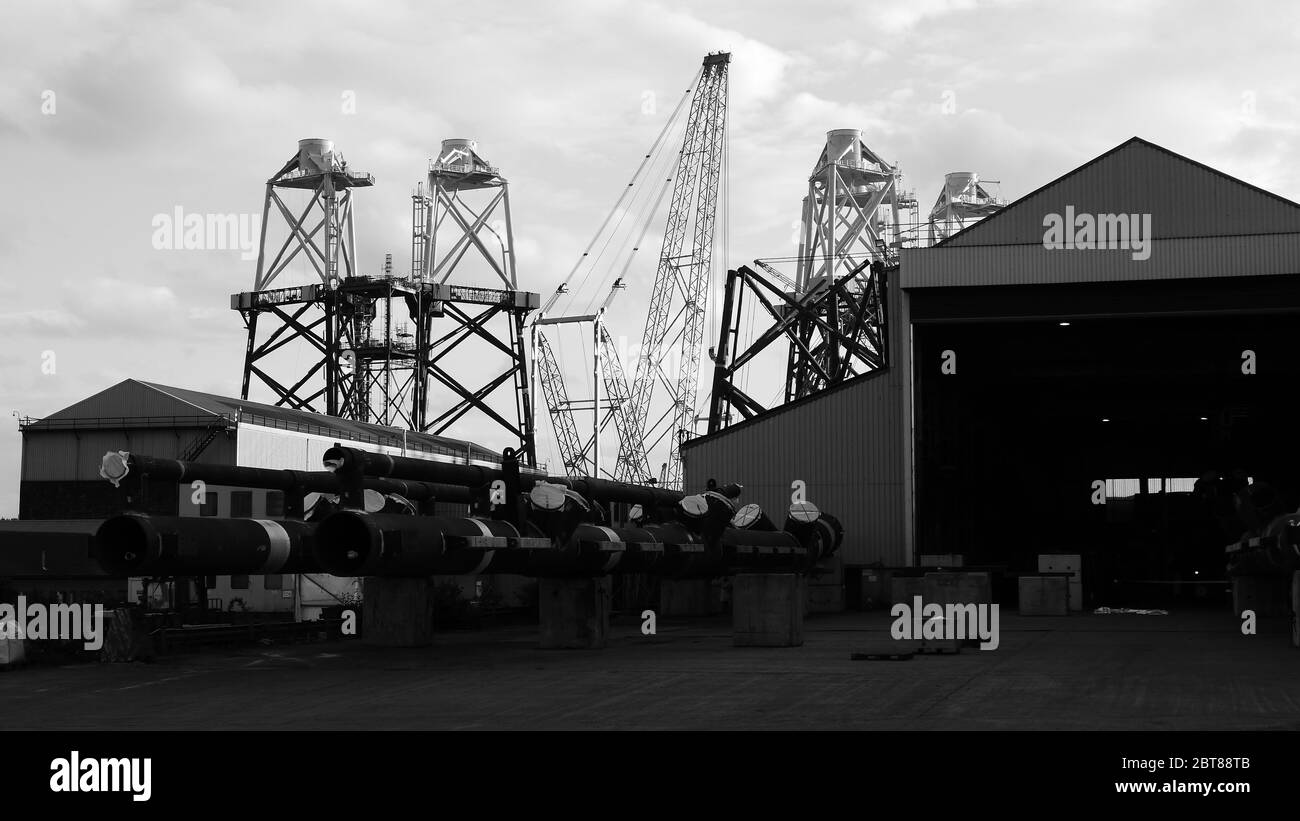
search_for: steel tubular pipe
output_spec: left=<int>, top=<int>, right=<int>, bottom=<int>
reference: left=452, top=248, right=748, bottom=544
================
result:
left=322, top=445, right=687, bottom=508
left=321, top=445, right=545, bottom=489
left=93, top=514, right=319, bottom=576
left=719, top=528, right=809, bottom=573
left=313, top=511, right=551, bottom=577
left=103, top=452, right=472, bottom=503
left=554, top=477, right=686, bottom=508
left=91, top=513, right=831, bottom=579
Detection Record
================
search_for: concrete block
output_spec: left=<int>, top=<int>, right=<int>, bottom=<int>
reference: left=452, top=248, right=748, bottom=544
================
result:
left=1019, top=575, right=1069, bottom=616
left=806, top=555, right=845, bottom=614
left=924, top=571, right=992, bottom=607
left=539, top=577, right=610, bottom=649
left=363, top=577, right=435, bottom=647
left=733, top=573, right=805, bottom=647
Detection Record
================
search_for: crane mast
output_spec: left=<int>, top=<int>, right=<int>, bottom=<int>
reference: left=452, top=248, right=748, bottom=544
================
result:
left=621, top=51, right=730, bottom=489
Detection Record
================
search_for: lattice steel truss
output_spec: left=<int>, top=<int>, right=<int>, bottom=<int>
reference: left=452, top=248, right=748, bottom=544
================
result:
left=706, top=258, right=892, bottom=432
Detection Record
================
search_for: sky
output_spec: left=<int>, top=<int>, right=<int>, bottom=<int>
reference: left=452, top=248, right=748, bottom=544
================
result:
left=1, top=0, right=1298, bottom=514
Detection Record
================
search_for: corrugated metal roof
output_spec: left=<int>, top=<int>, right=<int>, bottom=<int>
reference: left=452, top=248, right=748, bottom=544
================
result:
left=902, top=137, right=1300, bottom=289
left=37, top=380, right=213, bottom=425
left=939, top=137, right=1300, bottom=247
left=28, top=379, right=503, bottom=464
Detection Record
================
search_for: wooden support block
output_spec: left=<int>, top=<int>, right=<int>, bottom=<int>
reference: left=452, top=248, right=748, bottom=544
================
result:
left=363, top=577, right=434, bottom=647
left=538, top=577, right=610, bottom=650
left=733, top=573, right=805, bottom=647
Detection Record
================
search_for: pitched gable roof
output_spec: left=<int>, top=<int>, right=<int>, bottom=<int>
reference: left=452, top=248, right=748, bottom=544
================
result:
left=34, top=379, right=503, bottom=463
left=940, top=137, right=1300, bottom=248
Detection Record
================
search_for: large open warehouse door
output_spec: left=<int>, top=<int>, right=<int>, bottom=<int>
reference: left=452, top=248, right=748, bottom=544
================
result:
left=911, top=275, right=1300, bottom=607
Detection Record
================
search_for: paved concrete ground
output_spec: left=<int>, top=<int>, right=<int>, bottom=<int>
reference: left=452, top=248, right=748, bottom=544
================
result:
left=0, top=609, right=1296, bottom=730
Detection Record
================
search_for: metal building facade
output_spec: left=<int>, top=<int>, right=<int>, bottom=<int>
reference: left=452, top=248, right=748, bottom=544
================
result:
left=682, top=273, right=914, bottom=567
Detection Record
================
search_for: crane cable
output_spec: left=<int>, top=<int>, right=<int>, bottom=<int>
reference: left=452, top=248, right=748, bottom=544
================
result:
left=577, top=120, right=684, bottom=316
left=550, top=68, right=700, bottom=318
left=593, top=150, right=678, bottom=314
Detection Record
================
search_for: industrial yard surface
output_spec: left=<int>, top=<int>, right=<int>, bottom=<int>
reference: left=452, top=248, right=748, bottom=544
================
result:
left=2, top=610, right=1293, bottom=731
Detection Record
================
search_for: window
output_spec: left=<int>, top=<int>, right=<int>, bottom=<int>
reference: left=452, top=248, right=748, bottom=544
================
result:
left=265, top=491, right=285, bottom=518
left=1147, top=477, right=1200, bottom=494
left=204, top=576, right=216, bottom=590
left=1104, top=479, right=1139, bottom=499
left=231, top=491, right=253, bottom=518
left=263, top=575, right=283, bottom=590
left=230, top=575, right=249, bottom=590
left=199, top=492, right=218, bottom=517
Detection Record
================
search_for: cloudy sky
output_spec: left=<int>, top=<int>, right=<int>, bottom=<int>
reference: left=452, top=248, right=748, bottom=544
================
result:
left=1, top=0, right=1297, bottom=514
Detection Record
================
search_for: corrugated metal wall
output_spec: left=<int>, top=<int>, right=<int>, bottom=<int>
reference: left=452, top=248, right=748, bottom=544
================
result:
left=21, top=429, right=235, bottom=481
left=683, top=278, right=912, bottom=567
left=903, top=234, right=1300, bottom=289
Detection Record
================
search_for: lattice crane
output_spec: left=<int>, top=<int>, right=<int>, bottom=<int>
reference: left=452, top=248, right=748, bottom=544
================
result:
left=534, top=279, right=639, bottom=478
left=619, top=52, right=730, bottom=489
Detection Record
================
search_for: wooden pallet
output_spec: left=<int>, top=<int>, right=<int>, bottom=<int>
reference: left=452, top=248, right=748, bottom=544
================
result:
left=915, top=639, right=962, bottom=655
left=850, top=650, right=914, bottom=661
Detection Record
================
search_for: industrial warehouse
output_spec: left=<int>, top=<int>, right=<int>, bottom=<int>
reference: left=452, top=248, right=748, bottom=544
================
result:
left=3, top=9, right=1300, bottom=761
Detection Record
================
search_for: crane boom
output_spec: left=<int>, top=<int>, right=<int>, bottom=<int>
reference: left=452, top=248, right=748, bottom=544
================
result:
left=621, top=52, right=730, bottom=488
left=534, top=332, right=586, bottom=476
left=601, top=324, right=651, bottom=482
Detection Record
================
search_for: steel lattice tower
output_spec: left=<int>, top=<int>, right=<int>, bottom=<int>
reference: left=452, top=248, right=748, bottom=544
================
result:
left=707, top=129, right=911, bottom=433
left=410, top=139, right=540, bottom=464
left=234, top=138, right=391, bottom=420
left=786, top=129, right=902, bottom=400
left=927, top=171, right=1005, bottom=245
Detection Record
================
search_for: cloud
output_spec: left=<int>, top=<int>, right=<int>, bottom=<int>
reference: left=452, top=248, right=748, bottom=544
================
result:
left=0, top=309, right=86, bottom=334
